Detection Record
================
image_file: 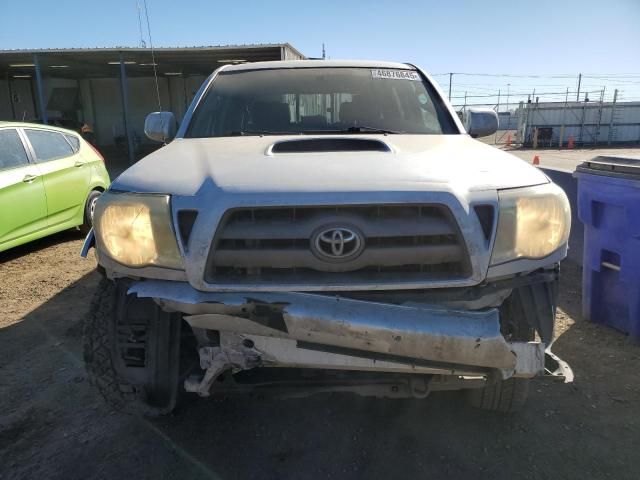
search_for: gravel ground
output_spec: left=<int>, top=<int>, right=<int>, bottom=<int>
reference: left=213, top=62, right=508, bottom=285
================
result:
left=1, top=232, right=639, bottom=480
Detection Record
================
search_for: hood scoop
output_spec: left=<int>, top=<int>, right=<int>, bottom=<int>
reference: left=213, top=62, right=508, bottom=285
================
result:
left=269, top=137, right=391, bottom=154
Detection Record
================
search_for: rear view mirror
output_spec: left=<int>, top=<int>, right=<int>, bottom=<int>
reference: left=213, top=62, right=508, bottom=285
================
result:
left=144, top=111, right=177, bottom=143
left=464, top=108, right=498, bottom=138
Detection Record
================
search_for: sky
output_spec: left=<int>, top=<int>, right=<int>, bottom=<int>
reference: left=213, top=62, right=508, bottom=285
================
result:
left=2, top=0, right=640, bottom=106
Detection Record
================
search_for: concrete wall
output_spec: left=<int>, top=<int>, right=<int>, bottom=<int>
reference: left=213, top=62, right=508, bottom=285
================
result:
left=0, top=74, right=207, bottom=147
left=0, top=77, right=81, bottom=123
left=0, top=79, right=14, bottom=119
left=0, top=78, right=36, bottom=120
left=88, top=75, right=205, bottom=146
left=166, top=75, right=207, bottom=125
left=89, top=77, right=168, bottom=146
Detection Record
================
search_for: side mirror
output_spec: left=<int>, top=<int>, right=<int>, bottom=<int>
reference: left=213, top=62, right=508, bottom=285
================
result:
left=464, top=108, right=498, bottom=138
left=144, top=111, right=177, bottom=143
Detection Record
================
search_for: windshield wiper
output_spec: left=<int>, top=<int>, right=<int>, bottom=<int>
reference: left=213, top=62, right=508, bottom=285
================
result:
left=226, top=126, right=404, bottom=136
left=227, top=130, right=299, bottom=136
left=314, top=126, right=405, bottom=135
left=347, top=125, right=404, bottom=134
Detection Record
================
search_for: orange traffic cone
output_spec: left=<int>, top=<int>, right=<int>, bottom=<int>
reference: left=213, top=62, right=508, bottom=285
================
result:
left=567, top=136, right=574, bottom=150
left=533, top=155, right=540, bottom=165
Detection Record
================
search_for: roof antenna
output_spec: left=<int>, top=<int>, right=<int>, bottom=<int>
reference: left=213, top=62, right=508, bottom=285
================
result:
left=136, top=1, right=146, bottom=48
left=142, top=0, right=166, bottom=140
left=322, top=43, right=326, bottom=59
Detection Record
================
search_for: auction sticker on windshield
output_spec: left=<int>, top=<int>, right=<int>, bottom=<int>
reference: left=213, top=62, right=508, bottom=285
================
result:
left=371, top=69, right=421, bottom=81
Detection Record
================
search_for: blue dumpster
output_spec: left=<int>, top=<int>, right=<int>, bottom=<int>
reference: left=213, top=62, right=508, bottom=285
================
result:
left=575, top=156, right=640, bottom=340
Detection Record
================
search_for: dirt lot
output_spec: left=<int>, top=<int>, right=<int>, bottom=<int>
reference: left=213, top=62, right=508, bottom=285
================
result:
left=1, top=232, right=639, bottom=480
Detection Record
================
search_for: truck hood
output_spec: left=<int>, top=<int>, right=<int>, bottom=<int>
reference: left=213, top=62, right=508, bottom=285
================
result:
left=112, top=134, right=548, bottom=196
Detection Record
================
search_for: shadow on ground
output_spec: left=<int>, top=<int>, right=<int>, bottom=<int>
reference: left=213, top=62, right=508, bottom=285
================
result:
left=1, top=262, right=638, bottom=480
left=0, top=229, right=85, bottom=263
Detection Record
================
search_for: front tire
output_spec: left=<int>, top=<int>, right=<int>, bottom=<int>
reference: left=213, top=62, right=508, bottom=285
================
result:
left=466, top=376, right=530, bottom=413
left=83, top=277, right=182, bottom=416
left=466, top=284, right=543, bottom=413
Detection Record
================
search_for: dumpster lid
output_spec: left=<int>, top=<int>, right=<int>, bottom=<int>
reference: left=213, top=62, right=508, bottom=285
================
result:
left=576, top=156, right=640, bottom=180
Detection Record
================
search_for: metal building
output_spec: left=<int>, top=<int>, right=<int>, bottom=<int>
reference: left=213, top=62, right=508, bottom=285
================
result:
left=516, top=97, right=640, bottom=147
left=0, top=44, right=305, bottom=162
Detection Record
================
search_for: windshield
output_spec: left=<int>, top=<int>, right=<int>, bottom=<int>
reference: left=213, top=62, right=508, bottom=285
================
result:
left=186, top=67, right=459, bottom=137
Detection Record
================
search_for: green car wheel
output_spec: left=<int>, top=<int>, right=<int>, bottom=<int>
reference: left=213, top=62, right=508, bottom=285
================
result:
left=81, top=190, right=102, bottom=234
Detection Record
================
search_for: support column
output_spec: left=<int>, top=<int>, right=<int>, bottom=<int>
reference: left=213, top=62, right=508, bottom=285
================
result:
left=167, top=76, right=174, bottom=115
left=607, top=89, right=618, bottom=145
left=119, top=55, right=135, bottom=164
left=33, top=54, right=48, bottom=124
left=80, top=79, right=96, bottom=131
left=182, top=76, right=188, bottom=113
left=559, top=88, right=568, bottom=147
left=5, top=72, right=16, bottom=119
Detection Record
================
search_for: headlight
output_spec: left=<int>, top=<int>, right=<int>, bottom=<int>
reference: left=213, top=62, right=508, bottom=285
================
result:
left=491, top=183, right=570, bottom=265
left=94, top=192, right=183, bottom=269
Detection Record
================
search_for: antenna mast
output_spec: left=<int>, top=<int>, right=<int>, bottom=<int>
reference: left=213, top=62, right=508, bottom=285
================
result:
left=136, top=1, right=146, bottom=48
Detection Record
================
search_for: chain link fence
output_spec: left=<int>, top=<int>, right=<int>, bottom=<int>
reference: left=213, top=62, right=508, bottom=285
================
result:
left=450, top=88, right=640, bottom=148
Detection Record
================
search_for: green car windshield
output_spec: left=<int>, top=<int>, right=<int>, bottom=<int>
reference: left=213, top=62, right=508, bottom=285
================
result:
left=186, top=67, right=458, bottom=137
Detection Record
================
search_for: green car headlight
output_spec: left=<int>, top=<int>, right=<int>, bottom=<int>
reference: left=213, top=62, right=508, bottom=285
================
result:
left=491, top=183, right=571, bottom=266
left=94, top=193, right=183, bottom=269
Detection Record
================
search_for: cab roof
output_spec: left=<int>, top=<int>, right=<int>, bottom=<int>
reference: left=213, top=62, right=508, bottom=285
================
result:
left=222, top=59, right=415, bottom=72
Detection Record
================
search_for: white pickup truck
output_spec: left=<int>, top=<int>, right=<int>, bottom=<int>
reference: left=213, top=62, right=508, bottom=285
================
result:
left=82, top=60, right=572, bottom=415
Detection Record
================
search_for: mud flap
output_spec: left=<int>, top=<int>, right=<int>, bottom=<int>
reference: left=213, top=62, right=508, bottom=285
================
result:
left=510, top=274, right=558, bottom=344
left=80, top=229, right=95, bottom=258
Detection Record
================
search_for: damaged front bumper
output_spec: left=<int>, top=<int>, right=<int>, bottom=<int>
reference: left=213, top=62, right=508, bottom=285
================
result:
left=128, top=280, right=569, bottom=396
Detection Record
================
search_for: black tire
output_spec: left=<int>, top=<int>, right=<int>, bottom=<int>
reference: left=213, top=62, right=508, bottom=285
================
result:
left=80, top=190, right=101, bottom=234
left=83, top=277, right=180, bottom=416
left=466, top=286, right=538, bottom=413
left=466, top=376, right=530, bottom=413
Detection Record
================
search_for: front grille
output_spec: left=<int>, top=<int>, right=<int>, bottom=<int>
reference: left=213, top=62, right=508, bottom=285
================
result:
left=205, top=205, right=471, bottom=286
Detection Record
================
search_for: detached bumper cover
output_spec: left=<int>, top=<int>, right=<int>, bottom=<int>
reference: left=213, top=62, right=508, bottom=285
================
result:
left=129, top=280, right=545, bottom=378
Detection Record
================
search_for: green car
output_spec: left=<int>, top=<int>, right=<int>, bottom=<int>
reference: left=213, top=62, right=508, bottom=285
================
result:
left=0, top=122, right=110, bottom=253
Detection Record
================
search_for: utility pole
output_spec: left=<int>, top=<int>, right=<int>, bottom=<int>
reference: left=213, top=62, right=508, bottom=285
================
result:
left=322, top=43, right=326, bottom=59
left=576, top=73, right=582, bottom=102
left=448, top=73, right=453, bottom=101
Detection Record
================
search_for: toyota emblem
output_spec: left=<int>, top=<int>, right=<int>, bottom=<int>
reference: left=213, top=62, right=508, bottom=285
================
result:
left=312, top=226, right=364, bottom=261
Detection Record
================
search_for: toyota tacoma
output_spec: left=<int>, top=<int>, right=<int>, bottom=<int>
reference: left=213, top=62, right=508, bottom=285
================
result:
left=82, top=60, right=572, bottom=415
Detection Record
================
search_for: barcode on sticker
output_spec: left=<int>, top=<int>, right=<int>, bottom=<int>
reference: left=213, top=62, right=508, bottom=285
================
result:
left=371, top=69, right=421, bottom=81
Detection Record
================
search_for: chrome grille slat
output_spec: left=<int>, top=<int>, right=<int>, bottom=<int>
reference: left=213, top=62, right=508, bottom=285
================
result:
left=212, top=244, right=464, bottom=273
left=218, top=216, right=455, bottom=240
left=205, top=204, right=471, bottom=285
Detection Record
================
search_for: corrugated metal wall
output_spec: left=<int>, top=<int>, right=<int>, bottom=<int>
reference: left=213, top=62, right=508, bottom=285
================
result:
left=517, top=101, right=640, bottom=145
